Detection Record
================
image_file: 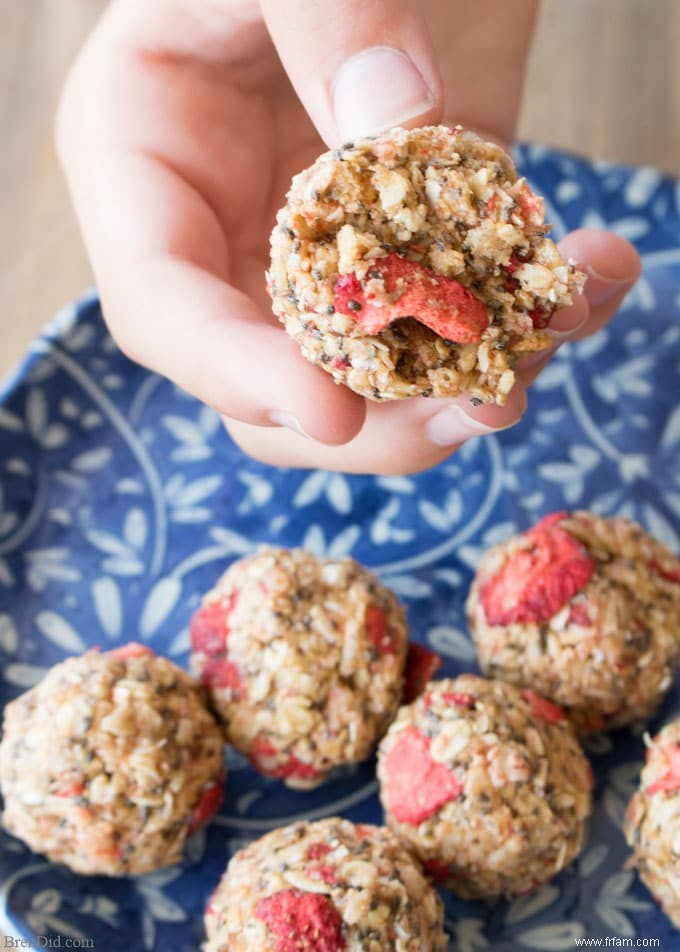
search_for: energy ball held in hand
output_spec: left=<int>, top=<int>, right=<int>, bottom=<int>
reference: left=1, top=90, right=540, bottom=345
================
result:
left=0, top=644, right=225, bottom=876
left=190, top=547, right=408, bottom=789
left=467, top=511, right=680, bottom=734
left=268, top=126, right=583, bottom=403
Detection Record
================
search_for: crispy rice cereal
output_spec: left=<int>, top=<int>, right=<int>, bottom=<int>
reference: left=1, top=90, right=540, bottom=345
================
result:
left=0, top=644, right=225, bottom=876
left=624, top=719, right=680, bottom=927
left=190, top=548, right=408, bottom=789
left=467, top=511, right=680, bottom=734
left=376, top=675, right=592, bottom=899
left=204, top=817, right=447, bottom=951
left=268, top=125, right=582, bottom=403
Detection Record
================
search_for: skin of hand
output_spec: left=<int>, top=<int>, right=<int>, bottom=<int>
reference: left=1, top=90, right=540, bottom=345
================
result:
left=56, top=0, right=641, bottom=475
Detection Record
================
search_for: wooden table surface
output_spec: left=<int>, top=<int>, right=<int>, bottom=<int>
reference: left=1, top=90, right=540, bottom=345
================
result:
left=1, top=0, right=679, bottom=378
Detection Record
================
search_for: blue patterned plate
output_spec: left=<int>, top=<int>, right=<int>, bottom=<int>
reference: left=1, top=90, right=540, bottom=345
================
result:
left=1, top=146, right=679, bottom=951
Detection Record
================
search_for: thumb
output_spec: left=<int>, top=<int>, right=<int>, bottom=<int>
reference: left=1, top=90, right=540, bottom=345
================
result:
left=259, top=0, right=443, bottom=146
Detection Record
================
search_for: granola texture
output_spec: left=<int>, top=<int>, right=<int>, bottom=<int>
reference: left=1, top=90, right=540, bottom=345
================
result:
left=0, top=645, right=225, bottom=876
left=268, top=125, right=582, bottom=403
left=376, top=675, right=592, bottom=899
left=204, top=817, right=447, bottom=951
left=624, top=719, right=680, bottom=928
left=190, top=547, right=408, bottom=789
left=467, top=511, right=680, bottom=734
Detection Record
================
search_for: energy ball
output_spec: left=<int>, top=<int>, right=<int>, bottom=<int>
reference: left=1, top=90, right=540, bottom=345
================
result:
left=204, top=817, right=447, bottom=951
left=190, top=547, right=408, bottom=789
left=268, top=125, right=582, bottom=403
left=376, top=674, right=592, bottom=899
left=624, top=719, right=680, bottom=927
left=467, top=511, right=680, bottom=734
left=0, top=644, right=225, bottom=876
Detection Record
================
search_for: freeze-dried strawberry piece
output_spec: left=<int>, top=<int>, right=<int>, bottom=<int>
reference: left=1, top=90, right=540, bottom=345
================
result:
left=517, top=189, right=544, bottom=221
left=334, top=253, right=489, bottom=343
left=534, top=512, right=567, bottom=530
left=568, top=602, right=591, bottom=627
left=403, top=643, right=442, bottom=703
left=55, top=782, right=85, bottom=798
left=650, top=560, right=680, bottom=585
left=188, top=775, right=225, bottom=833
left=648, top=745, right=680, bottom=795
left=421, top=858, right=453, bottom=881
left=529, top=305, right=554, bottom=329
left=200, top=658, right=244, bottom=697
left=249, top=738, right=321, bottom=783
left=480, top=512, right=596, bottom=626
left=255, top=889, right=346, bottom=951
left=365, top=605, right=396, bottom=656
left=308, top=864, right=337, bottom=885
left=110, top=643, right=154, bottom=661
left=506, top=253, right=522, bottom=274
left=522, top=689, right=566, bottom=725
left=307, top=842, right=332, bottom=860
left=442, top=691, right=475, bottom=708
left=278, top=756, right=322, bottom=782
left=190, top=594, right=238, bottom=656
left=384, top=727, right=462, bottom=825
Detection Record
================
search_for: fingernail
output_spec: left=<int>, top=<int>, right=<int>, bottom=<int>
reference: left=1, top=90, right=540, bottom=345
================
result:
left=269, top=410, right=311, bottom=440
left=585, top=264, right=635, bottom=307
left=547, top=317, right=586, bottom=341
left=333, top=47, right=434, bottom=141
left=426, top=403, right=518, bottom=447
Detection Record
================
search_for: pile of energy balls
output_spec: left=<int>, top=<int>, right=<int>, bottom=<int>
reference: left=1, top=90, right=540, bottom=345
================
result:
left=2, top=128, right=680, bottom=951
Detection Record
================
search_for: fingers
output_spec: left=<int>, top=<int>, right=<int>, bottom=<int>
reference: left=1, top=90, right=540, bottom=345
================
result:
left=432, top=0, right=538, bottom=148
left=517, top=228, right=641, bottom=388
left=225, top=383, right=527, bottom=475
left=558, top=228, right=642, bottom=340
left=107, top=254, right=367, bottom=445
left=259, top=0, right=443, bottom=146
left=58, top=141, right=366, bottom=444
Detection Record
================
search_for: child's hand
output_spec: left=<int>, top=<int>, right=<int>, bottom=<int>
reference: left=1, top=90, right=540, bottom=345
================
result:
left=57, top=0, right=640, bottom=474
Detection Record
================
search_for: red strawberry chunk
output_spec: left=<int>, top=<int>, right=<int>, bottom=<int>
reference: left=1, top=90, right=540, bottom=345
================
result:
left=249, top=738, right=321, bottom=783
left=200, top=658, right=244, bottom=697
left=650, top=560, right=680, bottom=585
left=307, top=842, right=332, bottom=860
left=278, top=756, right=322, bottom=782
left=480, top=512, right=596, bottom=626
left=365, top=605, right=395, bottom=656
left=535, top=511, right=568, bottom=530
left=421, top=858, right=453, bottom=881
left=442, top=691, right=475, bottom=708
left=529, top=305, right=554, bottom=329
left=384, top=727, right=463, bottom=825
left=334, top=253, right=489, bottom=343
left=403, top=643, right=442, bottom=703
left=308, top=864, right=337, bottom=885
left=190, top=594, right=238, bottom=657
left=522, top=689, right=566, bottom=725
left=188, top=775, right=225, bottom=833
left=517, top=190, right=544, bottom=221
left=55, top=782, right=85, bottom=798
left=255, top=889, right=346, bottom=952
left=110, top=643, right=154, bottom=661
left=648, top=745, right=680, bottom=795
left=568, top=602, right=591, bottom=627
